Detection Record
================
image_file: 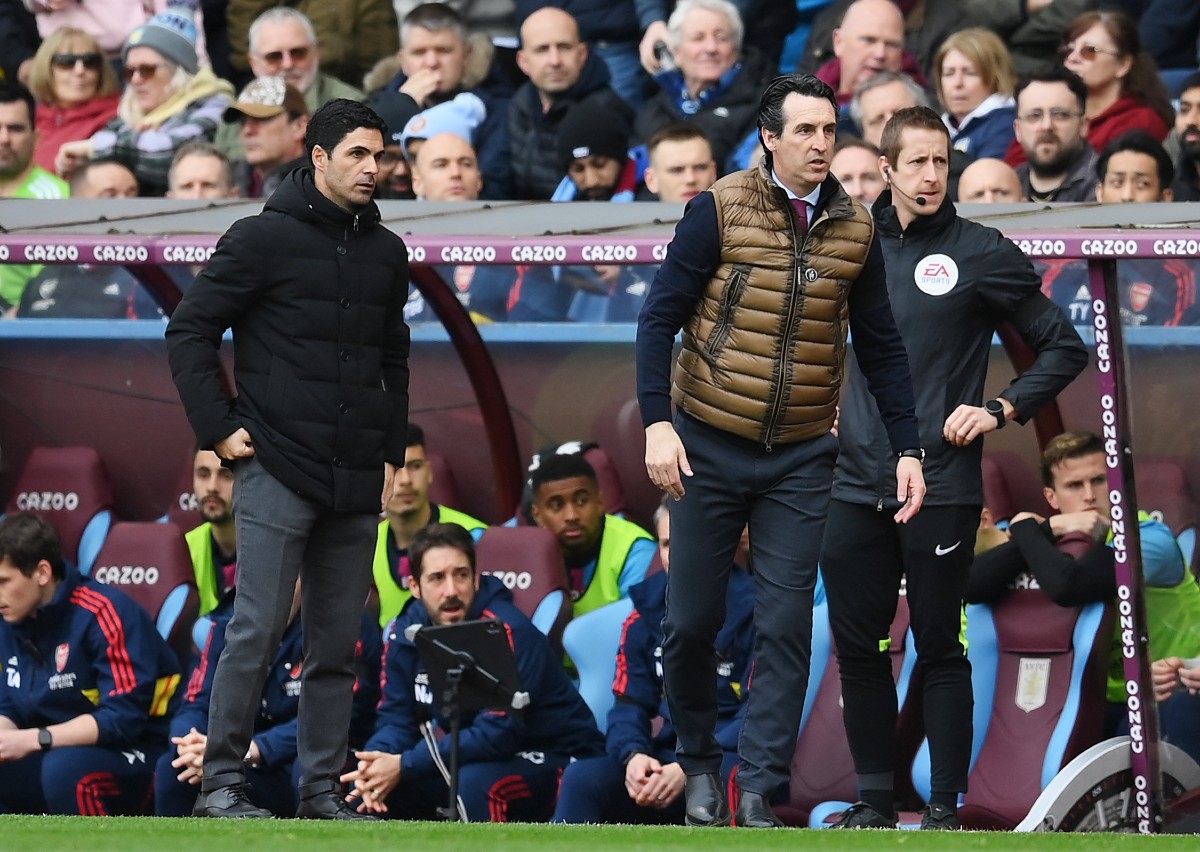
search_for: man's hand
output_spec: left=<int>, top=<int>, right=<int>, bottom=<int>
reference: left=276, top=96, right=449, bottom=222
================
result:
left=638, top=21, right=671, bottom=73
left=382, top=461, right=398, bottom=513
left=1048, top=510, right=1109, bottom=541
left=894, top=457, right=926, bottom=523
left=1180, top=659, right=1200, bottom=694
left=398, top=70, right=440, bottom=108
left=0, top=728, right=39, bottom=764
left=214, top=428, right=255, bottom=461
left=171, top=727, right=207, bottom=784
left=1152, top=658, right=1184, bottom=702
left=624, top=753, right=684, bottom=808
left=340, top=750, right=401, bottom=814
left=645, top=422, right=692, bottom=499
left=55, top=139, right=91, bottom=181
left=943, top=399, right=1011, bottom=447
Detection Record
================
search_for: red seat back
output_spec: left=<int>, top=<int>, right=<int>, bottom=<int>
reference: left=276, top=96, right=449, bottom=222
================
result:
left=584, top=446, right=630, bottom=518
left=475, top=526, right=572, bottom=654
left=426, top=451, right=464, bottom=511
left=165, top=453, right=203, bottom=530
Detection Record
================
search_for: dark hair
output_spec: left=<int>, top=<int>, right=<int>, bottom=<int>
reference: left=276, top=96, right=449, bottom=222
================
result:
left=406, top=421, right=426, bottom=448
left=305, top=98, right=387, bottom=158
left=1040, top=432, right=1104, bottom=487
left=0, top=79, right=36, bottom=126
left=529, top=450, right=597, bottom=497
left=647, top=122, right=712, bottom=157
left=1015, top=67, right=1088, bottom=114
left=1064, top=11, right=1173, bottom=129
left=402, top=2, right=467, bottom=43
left=1096, top=129, right=1174, bottom=192
left=69, top=157, right=137, bottom=195
left=756, top=74, right=838, bottom=169
left=410, top=522, right=475, bottom=581
left=170, top=140, right=234, bottom=190
left=879, top=106, right=949, bottom=166
left=0, top=513, right=66, bottom=581
left=1181, top=71, right=1200, bottom=99
left=834, top=136, right=881, bottom=157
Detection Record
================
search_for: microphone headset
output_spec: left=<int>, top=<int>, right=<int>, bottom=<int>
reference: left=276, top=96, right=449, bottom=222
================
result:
left=883, top=166, right=927, bottom=206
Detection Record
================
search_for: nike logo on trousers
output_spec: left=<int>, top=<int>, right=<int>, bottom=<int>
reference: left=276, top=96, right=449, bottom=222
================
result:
left=934, top=542, right=961, bottom=556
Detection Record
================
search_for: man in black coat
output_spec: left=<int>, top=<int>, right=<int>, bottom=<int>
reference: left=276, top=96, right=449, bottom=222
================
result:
left=165, top=98, right=411, bottom=821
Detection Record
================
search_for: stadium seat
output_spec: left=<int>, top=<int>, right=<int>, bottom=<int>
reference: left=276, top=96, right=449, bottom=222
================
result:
left=562, top=597, right=635, bottom=731
left=90, top=521, right=200, bottom=669
left=475, top=526, right=572, bottom=655
left=1137, top=457, right=1198, bottom=574
left=163, top=453, right=203, bottom=530
left=982, top=450, right=1049, bottom=525
left=427, top=451, right=464, bottom=511
left=5, top=446, right=114, bottom=575
left=583, top=446, right=630, bottom=518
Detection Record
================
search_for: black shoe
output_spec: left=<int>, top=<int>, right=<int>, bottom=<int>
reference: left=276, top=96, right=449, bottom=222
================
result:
left=828, top=800, right=898, bottom=829
left=193, top=784, right=274, bottom=819
left=296, top=790, right=379, bottom=821
left=919, top=803, right=961, bottom=830
left=734, top=790, right=783, bottom=828
left=683, top=773, right=731, bottom=827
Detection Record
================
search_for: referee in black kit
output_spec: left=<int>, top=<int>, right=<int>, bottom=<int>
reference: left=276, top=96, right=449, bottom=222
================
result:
left=636, top=74, right=925, bottom=828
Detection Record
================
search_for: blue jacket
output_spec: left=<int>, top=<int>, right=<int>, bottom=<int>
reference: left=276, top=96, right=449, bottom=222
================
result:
left=606, top=568, right=754, bottom=764
left=367, top=575, right=604, bottom=780
left=946, top=98, right=1017, bottom=161
left=0, top=568, right=181, bottom=750
left=172, top=605, right=382, bottom=767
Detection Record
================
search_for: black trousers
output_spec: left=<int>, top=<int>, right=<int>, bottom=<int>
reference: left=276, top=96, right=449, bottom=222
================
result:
left=663, top=413, right=838, bottom=795
left=820, top=499, right=979, bottom=795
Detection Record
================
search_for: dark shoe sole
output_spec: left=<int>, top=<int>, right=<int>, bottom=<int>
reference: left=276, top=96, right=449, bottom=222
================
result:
left=685, top=812, right=732, bottom=827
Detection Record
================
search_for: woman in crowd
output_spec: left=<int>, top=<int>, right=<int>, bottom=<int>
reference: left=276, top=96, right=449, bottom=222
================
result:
left=28, top=28, right=121, bottom=174
left=56, top=9, right=232, bottom=197
left=935, top=27, right=1016, bottom=162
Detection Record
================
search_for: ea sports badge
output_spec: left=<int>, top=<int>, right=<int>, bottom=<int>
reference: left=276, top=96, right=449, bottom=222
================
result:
left=914, top=253, right=959, bottom=296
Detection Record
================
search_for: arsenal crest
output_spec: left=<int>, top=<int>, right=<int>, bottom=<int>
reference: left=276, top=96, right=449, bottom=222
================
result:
left=1128, top=281, right=1152, bottom=313
left=55, top=643, right=69, bottom=673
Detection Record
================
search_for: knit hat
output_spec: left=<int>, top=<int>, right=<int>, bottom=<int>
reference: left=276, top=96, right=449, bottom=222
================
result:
left=124, top=7, right=199, bottom=75
left=400, top=92, right=486, bottom=154
left=372, top=96, right=421, bottom=146
left=556, top=104, right=630, bottom=168
left=224, top=76, right=308, bottom=122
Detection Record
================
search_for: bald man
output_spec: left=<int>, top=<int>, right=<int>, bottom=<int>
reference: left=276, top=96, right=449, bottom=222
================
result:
left=828, top=0, right=906, bottom=105
left=957, top=158, right=1025, bottom=204
left=411, top=132, right=483, bottom=201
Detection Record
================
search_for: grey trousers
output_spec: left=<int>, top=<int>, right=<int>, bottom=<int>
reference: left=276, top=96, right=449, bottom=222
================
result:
left=201, top=456, right=378, bottom=797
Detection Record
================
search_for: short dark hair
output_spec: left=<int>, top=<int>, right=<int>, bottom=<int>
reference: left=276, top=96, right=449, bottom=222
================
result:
left=70, top=157, right=138, bottom=195
left=647, top=122, right=712, bottom=158
left=1096, top=130, right=1174, bottom=192
left=305, top=98, right=387, bottom=159
left=834, top=136, right=881, bottom=157
left=410, top=522, right=476, bottom=581
left=1040, top=432, right=1105, bottom=487
left=879, top=106, right=949, bottom=166
left=1014, top=67, right=1087, bottom=114
left=757, top=74, right=838, bottom=169
left=529, top=450, right=598, bottom=497
left=0, top=513, right=66, bottom=581
left=1182, top=71, right=1200, bottom=99
left=402, top=2, right=467, bottom=43
left=406, top=422, right=426, bottom=448
left=0, top=80, right=35, bottom=127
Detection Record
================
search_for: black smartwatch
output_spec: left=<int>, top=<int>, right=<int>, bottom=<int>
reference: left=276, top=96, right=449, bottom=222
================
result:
left=37, top=727, right=53, bottom=752
left=898, top=448, right=926, bottom=462
left=984, top=399, right=1008, bottom=430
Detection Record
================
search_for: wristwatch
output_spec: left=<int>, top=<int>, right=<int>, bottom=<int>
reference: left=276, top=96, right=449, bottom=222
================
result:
left=37, top=727, right=53, bottom=752
left=898, top=448, right=926, bottom=462
left=984, top=399, right=1008, bottom=430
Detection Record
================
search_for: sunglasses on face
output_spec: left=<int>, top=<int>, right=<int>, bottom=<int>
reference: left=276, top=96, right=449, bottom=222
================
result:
left=260, top=45, right=312, bottom=65
left=124, top=63, right=163, bottom=81
left=51, top=53, right=104, bottom=71
left=1058, top=42, right=1121, bottom=60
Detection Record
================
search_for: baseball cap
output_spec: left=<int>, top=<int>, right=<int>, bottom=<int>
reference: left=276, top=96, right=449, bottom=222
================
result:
left=224, top=76, right=308, bottom=122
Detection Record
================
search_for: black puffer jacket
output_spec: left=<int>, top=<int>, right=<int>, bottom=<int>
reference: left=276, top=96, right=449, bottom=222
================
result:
left=166, top=168, right=411, bottom=513
left=508, top=52, right=633, bottom=200
left=833, top=190, right=1087, bottom=509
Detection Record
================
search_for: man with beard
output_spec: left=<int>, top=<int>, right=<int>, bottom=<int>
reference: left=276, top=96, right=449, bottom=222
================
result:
left=1013, top=68, right=1097, bottom=203
left=186, top=449, right=238, bottom=617
left=1170, top=71, right=1200, bottom=202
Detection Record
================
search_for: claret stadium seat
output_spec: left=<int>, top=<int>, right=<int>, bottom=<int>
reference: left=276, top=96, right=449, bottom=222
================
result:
left=475, top=526, right=572, bottom=655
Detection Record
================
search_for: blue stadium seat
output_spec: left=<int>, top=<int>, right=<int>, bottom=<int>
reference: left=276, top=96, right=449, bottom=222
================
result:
left=562, top=597, right=635, bottom=731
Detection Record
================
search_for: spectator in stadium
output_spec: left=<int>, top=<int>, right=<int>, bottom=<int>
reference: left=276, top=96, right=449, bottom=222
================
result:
left=530, top=451, right=655, bottom=617
left=25, top=0, right=173, bottom=65
left=849, top=71, right=928, bottom=149
left=638, top=74, right=924, bottom=830
left=154, top=581, right=382, bottom=817
left=226, top=1, right=397, bottom=93
left=410, top=131, right=483, bottom=200
left=393, top=0, right=518, bottom=43
left=553, top=497, right=755, bottom=825
left=821, top=106, right=1086, bottom=831
left=1095, top=0, right=1200, bottom=78
left=962, top=0, right=1092, bottom=78
left=166, top=140, right=240, bottom=199
left=342, top=523, right=606, bottom=821
left=66, top=156, right=139, bottom=198
left=1042, top=131, right=1196, bottom=329
left=1012, top=68, right=1098, bottom=203
left=370, top=97, right=417, bottom=199
left=1059, top=10, right=1173, bottom=153
left=367, top=3, right=512, bottom=198
left=829, top=137, right=884, bottom=206
left=399, top=90, right=486, bottom=164
left=509, top=6, right=633, bottom=200
left=225, top=76, right=309, bottom=199
left=0, top=513, right=183, bottom=815
left=184, top=448, right=238, bottom=617
left=56, top=8, right=236, bottom=197
left=956, top=157, right=1024, bottom=203
left=165, top=98, right=410, bottom=821
left=966, top=431, right=1200, bottom=763
left=634, top=0, right=773, bottom=175
left=373, top=423, right=486, bottom=629
left=27, top=28, right=120, bottom=174
left=214, top=8, right=365, bottom=160
left=0, top=0, right=39, bottom=85
left=1169, top=71, right=1200, bottom=202
left=642, top=122, right=717, bottom=204
left=0, top=81, right=70, bottom=315
left=934, top=28, right=1016, bottom=162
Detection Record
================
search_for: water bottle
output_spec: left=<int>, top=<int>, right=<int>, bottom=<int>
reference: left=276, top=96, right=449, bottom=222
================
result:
left=654, top=40, right=676, bottom=73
